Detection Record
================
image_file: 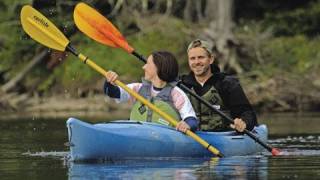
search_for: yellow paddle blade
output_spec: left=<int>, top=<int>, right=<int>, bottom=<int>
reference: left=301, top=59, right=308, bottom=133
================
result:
left=74, top=3, right=134, bottom=53
left=20, top=5, right=69, bottom=51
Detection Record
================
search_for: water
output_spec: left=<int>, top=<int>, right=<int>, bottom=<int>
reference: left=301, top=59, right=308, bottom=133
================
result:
left=0, top=113, right=320, bottom=179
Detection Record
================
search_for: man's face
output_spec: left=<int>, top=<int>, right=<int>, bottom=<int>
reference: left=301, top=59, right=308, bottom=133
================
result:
left=188, top=47, right=214, bottom=77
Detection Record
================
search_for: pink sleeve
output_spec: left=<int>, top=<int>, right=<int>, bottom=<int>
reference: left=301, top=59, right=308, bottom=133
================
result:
left=126, top=83, right=143, bottom=103
left=171, top=88, right=185, bottom=110
left=171, top=87, right=197, bottom=120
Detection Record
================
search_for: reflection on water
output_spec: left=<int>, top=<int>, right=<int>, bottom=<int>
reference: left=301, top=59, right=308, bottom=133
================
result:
left=65, top=132, right=320, bottom=180
left=0, top=113, right=320, bottom=179
left=259, top=112, right=320, bottom=135
left=67, top=156, right=268, bottom=180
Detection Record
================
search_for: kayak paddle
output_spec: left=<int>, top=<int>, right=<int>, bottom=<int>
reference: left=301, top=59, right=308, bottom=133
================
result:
left=73, top=3, right=146, bottom=63
left=20, top=5, right=224, bottom=158
left=73, top=2, right=281, bottom=156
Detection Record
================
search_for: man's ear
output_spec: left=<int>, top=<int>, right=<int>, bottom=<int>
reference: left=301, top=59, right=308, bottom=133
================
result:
left=209, top=55, right=214, bottom=64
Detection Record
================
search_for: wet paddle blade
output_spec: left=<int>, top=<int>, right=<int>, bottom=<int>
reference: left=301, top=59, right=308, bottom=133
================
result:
left=20, top=5, right=69, bottom=51
left=271, top=148, right=281, bottom=156
left=74, top=3, right=134, bottom=53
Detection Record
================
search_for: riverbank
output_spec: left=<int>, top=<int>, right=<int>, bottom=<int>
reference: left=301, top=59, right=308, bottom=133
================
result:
left=1, top=92, right=320, bottom=122
left=1, top=93, right=320, bottom=135
left=0, top=95, right=131, bottom=121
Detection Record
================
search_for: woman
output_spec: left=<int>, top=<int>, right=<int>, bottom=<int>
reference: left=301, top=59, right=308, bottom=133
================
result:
left=104, top=51, right=198, bottom=132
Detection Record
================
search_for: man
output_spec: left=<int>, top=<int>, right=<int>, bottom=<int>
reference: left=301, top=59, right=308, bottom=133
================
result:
left=180, top=39, right=257, bottom=132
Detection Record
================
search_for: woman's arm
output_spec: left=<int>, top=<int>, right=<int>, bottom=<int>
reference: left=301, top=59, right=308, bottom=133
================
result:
left=103, top=71, right=141, bottom=103
left=172, top=87, right=199, bottom=132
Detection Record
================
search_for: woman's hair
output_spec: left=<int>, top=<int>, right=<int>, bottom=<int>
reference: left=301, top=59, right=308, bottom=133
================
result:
left=151, top=51, right=179, bottom=82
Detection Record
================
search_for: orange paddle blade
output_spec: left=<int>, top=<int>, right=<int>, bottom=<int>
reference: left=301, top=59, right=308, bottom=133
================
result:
left=74, top=3, right=134, bottom=53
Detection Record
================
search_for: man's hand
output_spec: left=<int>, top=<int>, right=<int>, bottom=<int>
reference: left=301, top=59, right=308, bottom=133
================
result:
left=230, top=118, right=246, bottom=132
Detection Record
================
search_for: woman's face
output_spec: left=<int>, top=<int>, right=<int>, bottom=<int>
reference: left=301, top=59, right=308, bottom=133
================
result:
left=142, top=55, right=158, bottom=81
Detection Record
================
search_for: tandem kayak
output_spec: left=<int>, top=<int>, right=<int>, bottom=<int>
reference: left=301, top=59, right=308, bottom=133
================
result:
left=66, top=117, right=268, bottom=161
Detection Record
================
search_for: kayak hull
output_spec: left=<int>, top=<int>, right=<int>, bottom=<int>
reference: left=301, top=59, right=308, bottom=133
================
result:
left=66, top=117, right=268, bottom=161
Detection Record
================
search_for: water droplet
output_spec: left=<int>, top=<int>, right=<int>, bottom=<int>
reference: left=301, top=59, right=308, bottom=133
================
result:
left=306, top=135, right=314, bottom=139
left=49, top=9, right=54, bottom=15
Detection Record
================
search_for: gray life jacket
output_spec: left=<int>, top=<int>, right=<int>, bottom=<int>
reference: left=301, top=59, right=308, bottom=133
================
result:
left=188, top=85, right=232, bottom=131
left=129, top=80, right=181, bottom=126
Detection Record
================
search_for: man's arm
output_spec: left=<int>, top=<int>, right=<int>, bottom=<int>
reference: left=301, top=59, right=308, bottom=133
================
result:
left=221, top=76, right=257, bottom=131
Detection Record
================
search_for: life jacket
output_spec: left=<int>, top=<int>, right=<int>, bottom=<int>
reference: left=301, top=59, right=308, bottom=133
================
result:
left=129, top=80, right=180, bottom=126
left=188, top=85, right=232, bottom=131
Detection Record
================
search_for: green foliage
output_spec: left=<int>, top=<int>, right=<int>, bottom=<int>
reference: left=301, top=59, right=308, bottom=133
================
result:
left=258, top=35, right=320, bottom=75
left=263, top=2, right=320, bottom=37
left=49, top=16, right=190, bottom=90
left=1, top=0, right=320, bottom=111
left=0, top=0, right=35, bottom=73
left=37, top=73, right=55, bottom=92
left=129, top=16, right=188, bottom=60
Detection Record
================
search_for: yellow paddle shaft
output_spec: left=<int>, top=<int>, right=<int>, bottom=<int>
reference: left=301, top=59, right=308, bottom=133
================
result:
left=77, top=53, right=223, bottom=157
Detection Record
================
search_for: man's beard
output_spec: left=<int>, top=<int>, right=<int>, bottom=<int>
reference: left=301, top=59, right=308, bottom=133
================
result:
left=193, top=65, right=210, bottom=77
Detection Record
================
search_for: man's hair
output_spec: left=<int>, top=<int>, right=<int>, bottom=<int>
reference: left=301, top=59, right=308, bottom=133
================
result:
left=152, top=51, right=179, bottom=82
left=187, top=39, right=213, bottom=56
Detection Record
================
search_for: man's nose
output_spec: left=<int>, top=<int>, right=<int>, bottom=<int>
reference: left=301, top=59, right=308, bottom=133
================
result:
left=194, top=58, right=201, bottom=64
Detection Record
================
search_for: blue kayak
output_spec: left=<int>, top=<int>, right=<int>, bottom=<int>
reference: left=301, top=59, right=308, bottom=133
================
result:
left=66, top=117, right=268, bottom=161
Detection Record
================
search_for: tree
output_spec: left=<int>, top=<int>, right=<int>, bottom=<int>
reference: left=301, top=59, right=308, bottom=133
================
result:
left=203, top=0, right=242, bottom=73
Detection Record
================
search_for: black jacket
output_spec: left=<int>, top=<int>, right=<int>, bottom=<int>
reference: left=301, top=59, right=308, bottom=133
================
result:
left=180, top=65, right=257, bottom=131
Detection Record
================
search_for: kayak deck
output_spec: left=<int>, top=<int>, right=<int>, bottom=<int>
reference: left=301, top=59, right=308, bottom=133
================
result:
left=67, top=117, right=268, bottom=161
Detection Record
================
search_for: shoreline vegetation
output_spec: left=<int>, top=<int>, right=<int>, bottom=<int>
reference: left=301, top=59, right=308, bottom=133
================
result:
left=0, top=94, right=131, bottom=121
left=1, top=1, right=320, bottom=119
left=1, top=80, right=319, bottom=121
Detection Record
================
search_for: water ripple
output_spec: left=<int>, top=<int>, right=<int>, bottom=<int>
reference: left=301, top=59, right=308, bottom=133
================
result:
left=269, top=135, right=320, bottom=156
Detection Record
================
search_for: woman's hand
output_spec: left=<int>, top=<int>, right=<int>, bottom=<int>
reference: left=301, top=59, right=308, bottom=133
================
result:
left=176, top=121, right=191, bottom=133
left=230, top=118, right=247, bottom=132
left=105, top=71, right=118, bottom=85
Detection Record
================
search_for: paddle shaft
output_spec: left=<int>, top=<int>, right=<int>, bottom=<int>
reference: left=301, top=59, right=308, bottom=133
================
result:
left=66, top=45, right=223, bottom=157
left=131, top=51, right=275, bottom=153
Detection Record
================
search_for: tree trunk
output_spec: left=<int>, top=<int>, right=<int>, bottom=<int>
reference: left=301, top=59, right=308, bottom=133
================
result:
left=165, top=0, right=173, bottom=15
left=204, top=0, right=242, bottom=73
left=109, top=0, right=124, bottom=18
left=184, top=0, right=203, bottom=22
left=1, top=50, right=48, bottom=93
left=183, top=0, right=193, bottom=21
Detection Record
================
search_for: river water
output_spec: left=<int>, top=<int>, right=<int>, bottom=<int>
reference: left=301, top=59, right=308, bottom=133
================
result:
left=0, top=113, right=319, bottom=179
